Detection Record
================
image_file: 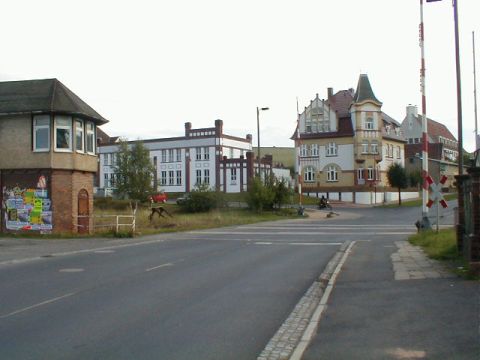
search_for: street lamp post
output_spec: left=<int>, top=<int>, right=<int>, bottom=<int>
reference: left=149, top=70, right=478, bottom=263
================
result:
left=257, top=106, right=269, bottom=177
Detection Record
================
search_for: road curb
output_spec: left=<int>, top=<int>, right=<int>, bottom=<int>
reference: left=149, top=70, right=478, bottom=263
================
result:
left=257, top=240, right=356, bottom=360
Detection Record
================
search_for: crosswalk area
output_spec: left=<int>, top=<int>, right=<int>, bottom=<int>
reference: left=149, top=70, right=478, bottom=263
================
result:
left=185, top=222, right=432, bottom=245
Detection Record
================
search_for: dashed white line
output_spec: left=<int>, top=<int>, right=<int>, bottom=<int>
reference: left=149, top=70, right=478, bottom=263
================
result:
left=0, top=292, right=76, bottom=319
left=145, top=263, right=173, bottom=272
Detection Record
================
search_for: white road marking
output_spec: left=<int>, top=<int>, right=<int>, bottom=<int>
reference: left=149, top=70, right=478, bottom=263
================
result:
left=94, top=250, right=115, bottom=254
left=192, top=231, right=416, bottom=236
left=254, top=242, right=341, bottom=246
left=59, top=268, right=84, bottom=273
left=0, top=292, right=75, bottom=319
left=145, top=263, right=173, bottom=272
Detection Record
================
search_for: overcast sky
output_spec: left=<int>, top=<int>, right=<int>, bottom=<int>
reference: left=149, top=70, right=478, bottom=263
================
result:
left=1, top=0, right=479, bottom=151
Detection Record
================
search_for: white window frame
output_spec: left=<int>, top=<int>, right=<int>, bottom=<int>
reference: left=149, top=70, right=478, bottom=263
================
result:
left=311, top=144, right=319, bottom=156
left=75, top=119, right=84, bottom=153
left=365, top=117, right=374, bottom=130
left=327, top=166, right=338, bottom=182
left=176, top=170, right=182, bottom=185
left=300, top=144, right=308, bottom=157
left=367, top=167, right=375, bottom=180
left=161, top=150, right=167, bottom=163
left=303, top=166, right=316, bottom=182
left=86, top=121, right=95, bottom=154
left=169, top=170, right=175, bottom=185
left=196, top=170, right=202, bottom=185
left=33, top=115, right=50, bottom=152
left=371, top=142, right=378, bottom=154
left=231, top=168, right=237, bottom=184
left=196, top=147, right=202, bottom=160
left=204, top=147, right=210, bottom=160
left=161, top=171, right=167, bottom=185
left=168, top=149, right=174, bottom=162
left=361, top=142, right=369, bottom=154
left=176, top=149, right=182, bottom=162
left=204, top=169, right=210, bottom=185
left=54, top=115, right=73, bottom=152
left=357, top=168, right=364, bottom=180
left=326, top=142, right=337, bottom=157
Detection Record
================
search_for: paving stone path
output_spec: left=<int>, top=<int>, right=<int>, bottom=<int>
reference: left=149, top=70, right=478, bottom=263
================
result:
left=391, top=241, right=456, bottom=280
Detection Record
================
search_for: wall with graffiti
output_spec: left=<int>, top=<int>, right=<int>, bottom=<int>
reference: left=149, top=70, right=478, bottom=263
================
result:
left=1, top=173, right=52, bottom=232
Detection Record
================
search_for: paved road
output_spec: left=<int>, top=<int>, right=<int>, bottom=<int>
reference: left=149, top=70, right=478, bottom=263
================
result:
left=0, top=204, right=452, bottom=359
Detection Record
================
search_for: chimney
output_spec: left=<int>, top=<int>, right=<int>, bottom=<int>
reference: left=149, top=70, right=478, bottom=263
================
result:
left=406, top=104, right=418, bottom=118
left=215, top=119, right=223, bottom=136
left=185, top=122, right=192, bottom=136
left=327, top=87, right=333, bottom=99
left=246, top=134, right=252, bottom=143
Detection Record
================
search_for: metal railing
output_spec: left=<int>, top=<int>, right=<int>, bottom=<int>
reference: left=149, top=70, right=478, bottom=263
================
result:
left=75, top=207, right=137, bottom=234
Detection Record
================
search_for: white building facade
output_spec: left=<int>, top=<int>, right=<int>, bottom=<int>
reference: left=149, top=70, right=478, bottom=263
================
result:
left=98, top=120, right=254, bottom=195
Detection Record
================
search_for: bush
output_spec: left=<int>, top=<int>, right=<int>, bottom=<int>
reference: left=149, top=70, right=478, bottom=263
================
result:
left=177, top=184, right=225, bottom=213
left=246, top=176, right=292, bottom=212
left=246, top=177, right=274, bottom=212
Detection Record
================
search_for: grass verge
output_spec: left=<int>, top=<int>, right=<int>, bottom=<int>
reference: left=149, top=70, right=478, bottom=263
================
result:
left=95, top=206, right=298, bottom=237
left=378, top=193, right=457, bottom=208
left=408, top=228, right=478, bottom=279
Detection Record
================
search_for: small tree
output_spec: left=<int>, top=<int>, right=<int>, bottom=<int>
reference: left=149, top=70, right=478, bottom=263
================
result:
left=246, top=176, right=275, bottom=212
left=114, top=140, right=155, bottom=202
left=387, top=163, right=408, bottom=205
left=272, top=178, right=292, bottom=209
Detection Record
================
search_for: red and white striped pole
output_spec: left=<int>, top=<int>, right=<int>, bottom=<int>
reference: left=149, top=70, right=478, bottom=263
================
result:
left=420, top=0, right=429, bottom=219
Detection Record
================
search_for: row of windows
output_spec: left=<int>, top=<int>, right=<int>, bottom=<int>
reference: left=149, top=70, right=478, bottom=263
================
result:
left=33, top=115, right=95, bottom=154
left=439, top=136, right=457, bottom=148
left=303, top=166, right=339, bottom=182
left=160, top=170, right=183, bottom=186
left=361, top=141, right=379, bottom=154
left=303, top=166, right=380, bottom=183
left=300, top=143, right=338, bottom=157
left=384, top=144, right=402, bottom=159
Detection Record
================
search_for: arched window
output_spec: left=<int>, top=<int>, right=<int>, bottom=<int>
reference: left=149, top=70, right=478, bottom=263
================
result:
left=303, top=166, right=316, bottom=182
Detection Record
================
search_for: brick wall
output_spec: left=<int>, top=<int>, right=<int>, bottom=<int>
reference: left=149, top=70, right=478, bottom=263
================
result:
left=51, top=170, right=94, bottom=234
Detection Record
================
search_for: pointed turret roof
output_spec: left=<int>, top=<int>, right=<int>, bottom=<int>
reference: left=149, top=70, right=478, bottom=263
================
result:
left=353, top=74, right=382, bottom=105
left=0, top=78, right=108, bottom=124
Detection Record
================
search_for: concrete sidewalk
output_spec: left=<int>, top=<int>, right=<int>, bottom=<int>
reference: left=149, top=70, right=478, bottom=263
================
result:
left=302, top=238, right=479, bottom=360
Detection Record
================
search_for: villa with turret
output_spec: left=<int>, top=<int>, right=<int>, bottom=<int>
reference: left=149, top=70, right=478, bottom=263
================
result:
left=294, top=74, right=415, bottom=204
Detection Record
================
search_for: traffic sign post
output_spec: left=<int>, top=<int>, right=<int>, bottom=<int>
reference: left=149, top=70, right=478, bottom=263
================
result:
left=426, top=175, right=448, bottom=232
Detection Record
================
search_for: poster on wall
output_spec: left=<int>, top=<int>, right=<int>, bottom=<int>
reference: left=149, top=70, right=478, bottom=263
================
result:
left=2, top=175, right=53, bottom=231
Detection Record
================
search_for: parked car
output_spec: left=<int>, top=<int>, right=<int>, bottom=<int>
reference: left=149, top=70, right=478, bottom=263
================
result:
left=176, top=194, right=191, bottom=205
left=149, top=192, right=168, bottom=203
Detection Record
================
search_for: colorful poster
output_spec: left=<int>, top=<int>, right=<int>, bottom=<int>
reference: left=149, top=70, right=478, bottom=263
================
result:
left=2, top=175, right=53, bottom=231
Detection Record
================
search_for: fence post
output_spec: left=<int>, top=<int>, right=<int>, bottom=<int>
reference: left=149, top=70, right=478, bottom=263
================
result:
left=116, top=215, right=119, bottom=233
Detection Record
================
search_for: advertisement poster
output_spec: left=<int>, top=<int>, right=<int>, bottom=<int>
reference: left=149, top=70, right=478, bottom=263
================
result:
left=2, top=175, right=53, bottom=231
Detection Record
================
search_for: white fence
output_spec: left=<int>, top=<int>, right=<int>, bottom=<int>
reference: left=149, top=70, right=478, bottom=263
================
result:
left=76, top=213, right=136, bottom=234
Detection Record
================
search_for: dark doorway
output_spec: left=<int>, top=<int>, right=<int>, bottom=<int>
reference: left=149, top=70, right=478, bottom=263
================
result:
left=78, top=189, right=89, bottom=234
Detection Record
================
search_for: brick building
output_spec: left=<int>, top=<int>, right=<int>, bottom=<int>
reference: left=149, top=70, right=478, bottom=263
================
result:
left=0, top=79, right=107, bottom=234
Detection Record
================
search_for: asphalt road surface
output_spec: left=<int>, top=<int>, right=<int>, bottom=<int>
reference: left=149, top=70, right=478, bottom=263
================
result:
left=0, top=205, right=440, bottom=359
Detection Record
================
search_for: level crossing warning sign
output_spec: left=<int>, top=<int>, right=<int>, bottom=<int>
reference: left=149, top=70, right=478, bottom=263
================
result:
left=425, top=175, right=448, bottom=209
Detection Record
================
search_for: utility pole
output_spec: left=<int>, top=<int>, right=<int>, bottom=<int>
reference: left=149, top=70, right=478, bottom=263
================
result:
left=453, top=0, right=463, bottom=174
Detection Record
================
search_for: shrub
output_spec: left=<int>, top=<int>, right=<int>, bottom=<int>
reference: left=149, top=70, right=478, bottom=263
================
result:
left=178, top=184, right=225, bottom=213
